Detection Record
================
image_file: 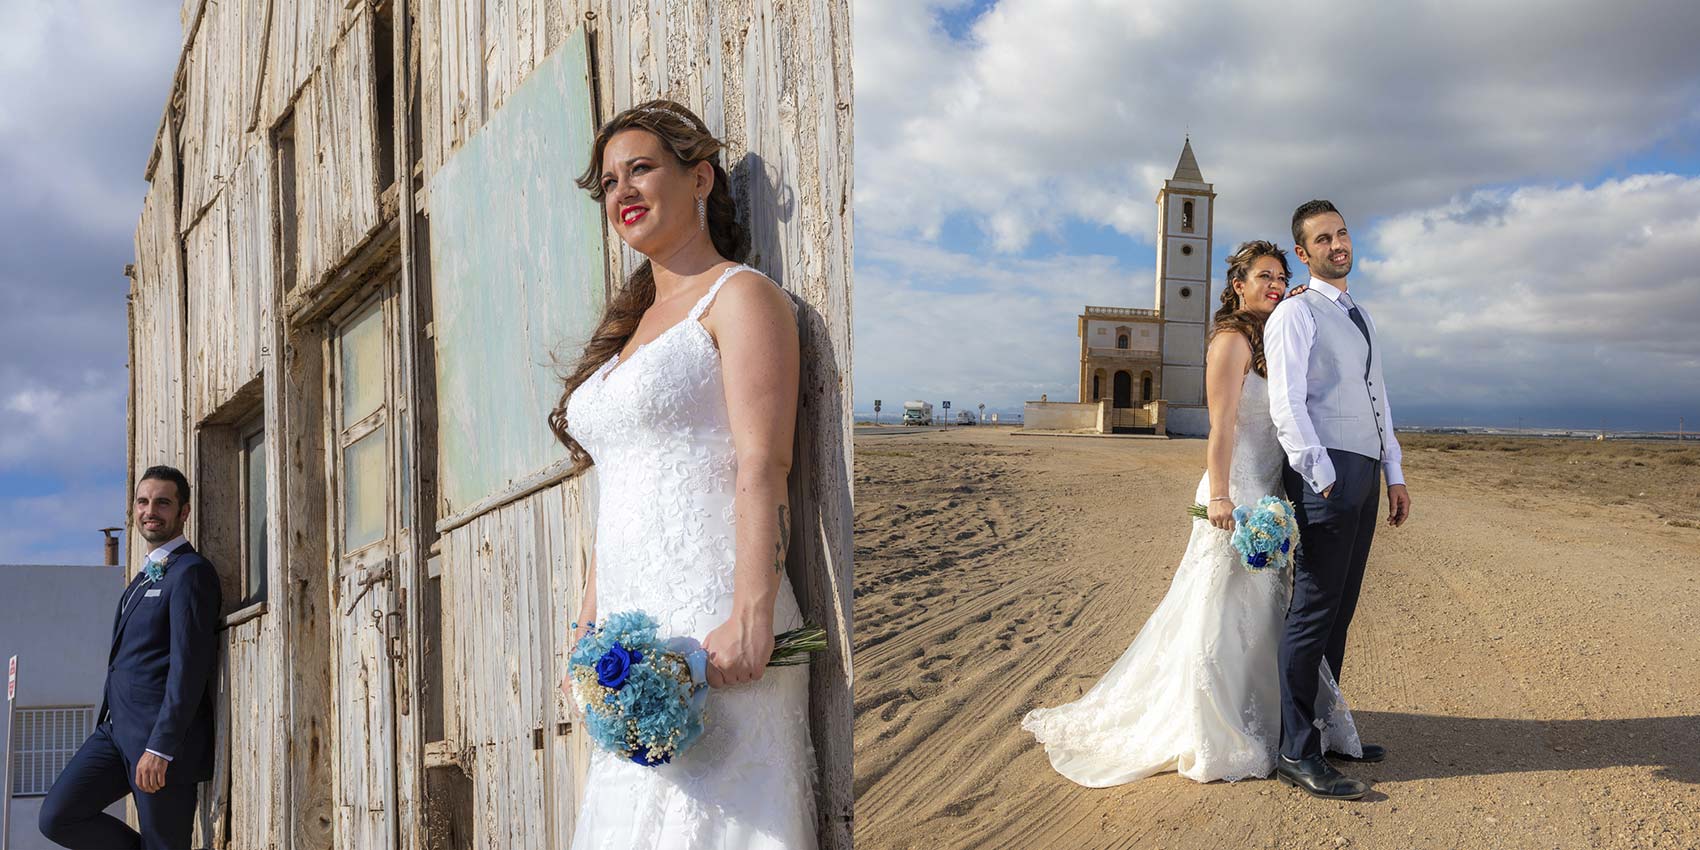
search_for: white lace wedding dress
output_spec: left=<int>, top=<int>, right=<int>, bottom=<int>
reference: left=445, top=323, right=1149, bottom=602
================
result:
left=565, top=264, right=816, bottom=848
left=1021, top=372, right=1361, bottom=786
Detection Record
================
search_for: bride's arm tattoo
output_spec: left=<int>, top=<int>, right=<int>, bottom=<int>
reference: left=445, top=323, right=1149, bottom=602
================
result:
left=774, top=504, right=791, bottom=573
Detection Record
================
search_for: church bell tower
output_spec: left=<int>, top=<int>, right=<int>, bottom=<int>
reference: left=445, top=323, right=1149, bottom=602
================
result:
left=1154, top=138, right=1215, bottom=436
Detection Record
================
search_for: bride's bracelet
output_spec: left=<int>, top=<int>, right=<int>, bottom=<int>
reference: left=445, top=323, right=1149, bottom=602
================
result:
left=1208, top=496, right=1232, bottom=503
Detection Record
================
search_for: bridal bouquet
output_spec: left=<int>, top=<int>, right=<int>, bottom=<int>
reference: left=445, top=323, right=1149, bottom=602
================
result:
left=568, top=610, right=827, bottom=766
left=1188, top=495, right=1298, bottom=573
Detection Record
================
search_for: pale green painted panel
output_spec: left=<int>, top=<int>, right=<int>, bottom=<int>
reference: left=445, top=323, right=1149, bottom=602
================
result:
left=428, top=28, right=605, bottom=516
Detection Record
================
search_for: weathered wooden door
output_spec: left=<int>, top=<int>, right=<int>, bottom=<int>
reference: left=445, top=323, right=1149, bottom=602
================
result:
left=329, top=290, right=401, bottom=849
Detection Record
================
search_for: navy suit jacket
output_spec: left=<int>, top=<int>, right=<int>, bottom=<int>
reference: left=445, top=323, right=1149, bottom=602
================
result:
left=98, top=542, right=222, bottom=785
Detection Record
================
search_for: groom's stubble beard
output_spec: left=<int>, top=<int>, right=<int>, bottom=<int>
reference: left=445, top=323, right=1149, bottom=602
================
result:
left=1306, top=250, right=1353, bottom=281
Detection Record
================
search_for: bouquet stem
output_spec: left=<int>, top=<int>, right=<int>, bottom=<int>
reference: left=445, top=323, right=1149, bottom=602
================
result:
left=770, top=625, right=828, bottom=667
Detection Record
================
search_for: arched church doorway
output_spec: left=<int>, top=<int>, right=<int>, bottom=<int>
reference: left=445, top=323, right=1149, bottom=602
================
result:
left=1113, top=371, right=1133, bottom=408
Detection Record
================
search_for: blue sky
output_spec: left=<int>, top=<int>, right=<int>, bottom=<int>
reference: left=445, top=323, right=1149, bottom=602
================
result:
left=852, top=0, right=1700, bottom=428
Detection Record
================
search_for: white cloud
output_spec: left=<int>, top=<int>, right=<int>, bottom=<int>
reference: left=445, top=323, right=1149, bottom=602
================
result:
left=0, top=371, right=127, bottom=475
left=1362, top=173, right=1700, bottom=412
left=855, top=0, right=1700, bottom=252
left=0, top=0, right=180, bottom=240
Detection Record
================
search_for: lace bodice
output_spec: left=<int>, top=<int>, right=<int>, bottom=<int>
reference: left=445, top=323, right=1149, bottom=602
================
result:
left=566, top=263, right=803, bottom=639
left=1193, top=371, right=1286, bottom=508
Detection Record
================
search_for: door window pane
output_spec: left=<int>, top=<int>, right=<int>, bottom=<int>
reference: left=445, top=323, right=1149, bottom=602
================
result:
left=343, top=425, right=388, bottom=551
left=341, top=305, right=385, bottom=423
left=244, top=429, right=268, bottom=603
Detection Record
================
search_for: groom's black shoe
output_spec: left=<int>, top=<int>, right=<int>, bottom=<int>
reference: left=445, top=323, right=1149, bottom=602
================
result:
left=1274, top=754, right=1368, bottom=800
left=1327, top=743, right=1386, bottom=763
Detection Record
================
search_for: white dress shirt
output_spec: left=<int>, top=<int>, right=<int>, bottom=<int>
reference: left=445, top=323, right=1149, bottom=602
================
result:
left=1265, top=279, right=1405, bottom=494
left=135, top=533, right=189, bottom=763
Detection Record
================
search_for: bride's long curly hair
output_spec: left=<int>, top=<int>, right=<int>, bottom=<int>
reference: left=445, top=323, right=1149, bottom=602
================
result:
left=546, top=100, right=748, bottom=471
left=1211, top=240, right=1290, bottom=378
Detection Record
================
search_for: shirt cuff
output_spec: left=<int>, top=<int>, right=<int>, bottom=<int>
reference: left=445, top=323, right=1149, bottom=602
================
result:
left=1306, top=451, right=1337, bottom=495
left=1383, top=462, right=1405, bottom=488
left=145, top=749, right=173, bottom=762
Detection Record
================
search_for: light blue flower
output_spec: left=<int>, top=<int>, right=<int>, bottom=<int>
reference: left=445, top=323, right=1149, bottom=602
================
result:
left=570, top=609, right=707, bottom=767
left=143, top=554, right=170, bottom=583
left=1228, top=496, right=1297, bottom=573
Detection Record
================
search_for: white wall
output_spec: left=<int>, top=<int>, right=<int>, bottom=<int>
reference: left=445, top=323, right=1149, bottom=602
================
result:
left=1163, top=236, right=1210, bottom=281
left=1023, top=402, right=1100, bottom=431
left=1162, top=322, right=1206, bottom=372
left=1163, top=364, right=1206, bottom=409
left=1084, top=320, right=1160, bottom=353
left=1167, top=405, right=1211, bottom=436
left=2, top=564, right=125, bottom=850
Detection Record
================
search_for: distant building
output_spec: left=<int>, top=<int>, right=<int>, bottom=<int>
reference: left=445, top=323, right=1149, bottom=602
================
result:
left=2, top=563, right=124, bottom=850
left=1025, top=138, right=1217, bottom=437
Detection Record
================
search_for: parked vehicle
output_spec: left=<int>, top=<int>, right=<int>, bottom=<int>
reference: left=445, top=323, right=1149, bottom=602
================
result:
left=902, top=400, right=933, bottom=426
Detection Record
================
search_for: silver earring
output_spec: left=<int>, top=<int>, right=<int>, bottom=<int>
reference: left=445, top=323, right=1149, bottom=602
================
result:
left=697, top=196, right=707, bottom=231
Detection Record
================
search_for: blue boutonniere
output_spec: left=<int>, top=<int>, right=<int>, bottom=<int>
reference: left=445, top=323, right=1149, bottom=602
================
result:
left=143, top=553, right=173, bottom=583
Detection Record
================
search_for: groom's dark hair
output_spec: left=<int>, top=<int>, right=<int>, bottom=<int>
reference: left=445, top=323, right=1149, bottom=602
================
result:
left=1291, top=199, right=1341, bottom=245
left=139, top=465, right=191, bottom=504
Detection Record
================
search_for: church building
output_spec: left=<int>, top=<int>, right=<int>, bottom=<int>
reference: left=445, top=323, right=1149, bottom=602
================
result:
left=1026, top=139, right=1216, bottom=436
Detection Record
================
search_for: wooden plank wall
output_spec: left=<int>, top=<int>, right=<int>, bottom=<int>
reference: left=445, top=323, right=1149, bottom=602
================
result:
left=226, top=617, right=279, bottom=849
left=290, top=5, right=383, bottom=298
left=438, top=479, right=595, bottom=849
left=129, top=117, right=188, bottom=573
left=137, top=4, right=369, bottom=850
left=418, top=1, right=855, bottom=846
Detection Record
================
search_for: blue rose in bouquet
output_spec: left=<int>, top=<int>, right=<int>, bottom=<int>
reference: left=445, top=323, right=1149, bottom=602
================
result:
left=595, top=643, right=642, bottom=688
left=568, top=610, right=830, bottom=767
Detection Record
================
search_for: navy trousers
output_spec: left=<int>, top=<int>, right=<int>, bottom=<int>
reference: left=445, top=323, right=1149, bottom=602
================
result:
left=38, top=722, right=198, bottom=850
left=1279, top=449, right=1381, bottom=760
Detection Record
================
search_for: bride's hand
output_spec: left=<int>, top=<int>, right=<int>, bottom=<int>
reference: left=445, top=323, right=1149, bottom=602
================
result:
left=570, top=608, right=596, bottom=648
left=1206, top=498, right=1236, bottom=532
left=561, top=610, right=596, bottom=700
left=702, top=611, right=776, bottom=688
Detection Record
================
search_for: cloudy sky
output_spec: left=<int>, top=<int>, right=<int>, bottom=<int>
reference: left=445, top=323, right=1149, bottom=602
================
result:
left=2, top=0, right=1697, bottom=562
left=853, top=0, right=1700, bottom=428
left=1, top=0, right=179, bottom=563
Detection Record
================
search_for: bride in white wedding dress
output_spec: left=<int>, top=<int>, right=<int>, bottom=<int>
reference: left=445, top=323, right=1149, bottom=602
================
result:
left=1022, top=241, right=1362, bottom=786
left=551, top=101, right=815, bottom=849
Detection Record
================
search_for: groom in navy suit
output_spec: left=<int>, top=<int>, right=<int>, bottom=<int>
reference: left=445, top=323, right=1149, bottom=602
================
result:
left=39, top=465, right=221, bottom=849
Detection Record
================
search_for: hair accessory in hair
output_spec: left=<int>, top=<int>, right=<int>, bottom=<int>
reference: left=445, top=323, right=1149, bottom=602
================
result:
left=638, top=105, right=698, bottom=128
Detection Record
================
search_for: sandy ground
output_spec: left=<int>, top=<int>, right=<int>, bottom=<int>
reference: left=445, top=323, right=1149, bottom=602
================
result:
left=852, top=428, right=1700, bottom=849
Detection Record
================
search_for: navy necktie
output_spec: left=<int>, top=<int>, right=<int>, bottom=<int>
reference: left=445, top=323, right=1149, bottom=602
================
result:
left=1341, top=294, right=1372, bottom=378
